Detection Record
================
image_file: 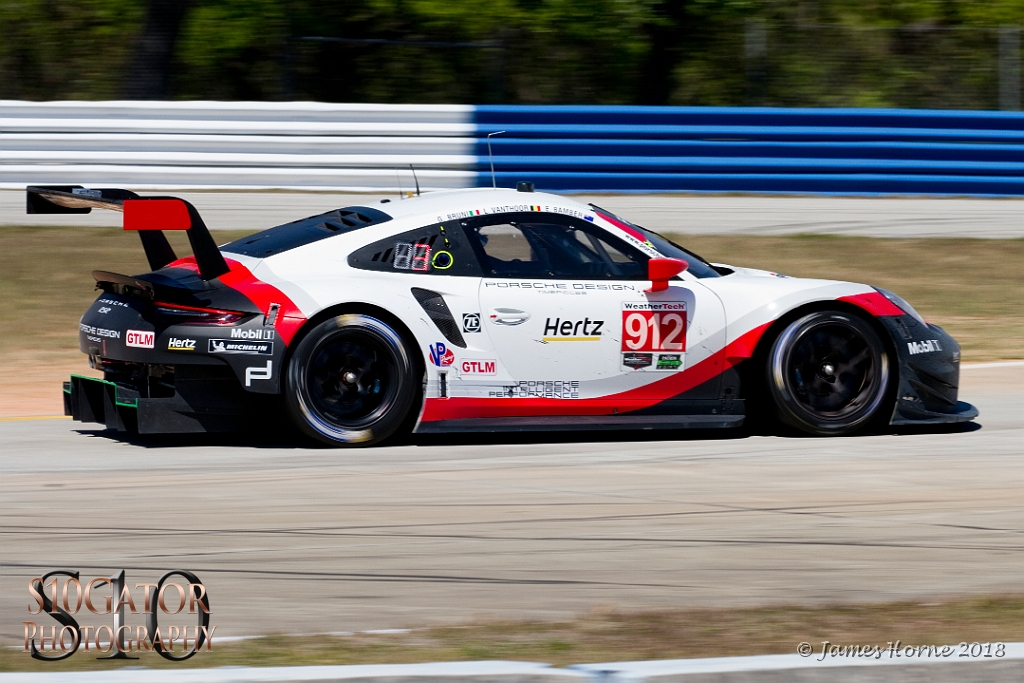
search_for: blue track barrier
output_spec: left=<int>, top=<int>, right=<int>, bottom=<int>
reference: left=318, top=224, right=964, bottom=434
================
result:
left=474, top=106, right=1024, bottom=195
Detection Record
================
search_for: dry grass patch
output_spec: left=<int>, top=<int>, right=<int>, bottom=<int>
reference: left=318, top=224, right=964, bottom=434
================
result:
left=5, top=596, right=1024, bottom=671
left=671, top=234, right=1024, bottom=362
left=1, top=228, right=1021, bottom=364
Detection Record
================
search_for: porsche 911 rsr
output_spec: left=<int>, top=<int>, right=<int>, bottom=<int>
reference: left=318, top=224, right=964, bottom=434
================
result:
left=29, top=184, right=977, bottom=446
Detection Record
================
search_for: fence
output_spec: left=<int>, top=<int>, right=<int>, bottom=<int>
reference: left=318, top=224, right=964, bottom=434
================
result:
left=2, top=101, right=1023, bottom=195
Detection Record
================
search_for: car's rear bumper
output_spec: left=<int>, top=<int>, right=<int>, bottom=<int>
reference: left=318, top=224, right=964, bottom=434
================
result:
left=63, top=371, right=268, bottom=434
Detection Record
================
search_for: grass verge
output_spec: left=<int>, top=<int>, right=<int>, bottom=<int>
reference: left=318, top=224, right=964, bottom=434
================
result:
left=0, top=227, right=1021, bottom=362
left=5, top=597, right=1024, bottom=671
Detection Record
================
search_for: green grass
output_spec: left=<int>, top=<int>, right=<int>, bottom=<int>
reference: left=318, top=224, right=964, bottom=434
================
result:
left=6, top=597, right=1024, bottom=671
left=0, top=227, right=1021, bottom=362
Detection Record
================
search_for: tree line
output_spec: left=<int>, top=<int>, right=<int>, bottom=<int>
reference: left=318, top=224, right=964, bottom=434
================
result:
left=1, top=0, right=1022, bottom=108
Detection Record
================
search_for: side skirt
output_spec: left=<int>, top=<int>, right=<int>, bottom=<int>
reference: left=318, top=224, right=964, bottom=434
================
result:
left=414, top=413, right=744, bottom=434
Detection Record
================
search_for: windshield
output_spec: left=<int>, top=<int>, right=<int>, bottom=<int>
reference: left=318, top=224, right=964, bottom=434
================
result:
left=589, top=205, right=721, bottom=278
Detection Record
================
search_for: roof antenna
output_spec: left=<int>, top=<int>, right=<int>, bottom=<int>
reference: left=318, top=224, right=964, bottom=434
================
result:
left=487, top=131, right=505, bottom=189
left=409, top=164, right=421, bottom=196
left=396, top=167, right=404, bottom=199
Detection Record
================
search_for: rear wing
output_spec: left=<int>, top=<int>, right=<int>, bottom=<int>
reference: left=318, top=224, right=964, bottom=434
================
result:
left=27, top=185, right=229, bottom=281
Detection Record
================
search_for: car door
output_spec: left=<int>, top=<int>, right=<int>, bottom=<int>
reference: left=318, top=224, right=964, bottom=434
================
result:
left=461, top=212, right=725, bottom=411
left=347, top=219, right=488, bottom=400
left=463, top=214, right=632, bottom=386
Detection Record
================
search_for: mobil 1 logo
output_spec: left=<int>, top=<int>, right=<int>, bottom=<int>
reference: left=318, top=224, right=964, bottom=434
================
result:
left=230, top=328, right=275, bottom=341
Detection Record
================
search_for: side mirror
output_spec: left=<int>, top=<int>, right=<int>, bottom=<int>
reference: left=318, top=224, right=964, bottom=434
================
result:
left=646, top=258, right=688, bottom=292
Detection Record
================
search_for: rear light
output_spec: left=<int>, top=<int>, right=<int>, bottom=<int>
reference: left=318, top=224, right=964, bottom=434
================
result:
left=151, top=302, right=249, bottom=325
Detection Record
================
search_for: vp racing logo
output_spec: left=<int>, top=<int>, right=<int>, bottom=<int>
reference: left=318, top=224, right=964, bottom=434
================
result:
left=429, top=342, right=455, bottom=367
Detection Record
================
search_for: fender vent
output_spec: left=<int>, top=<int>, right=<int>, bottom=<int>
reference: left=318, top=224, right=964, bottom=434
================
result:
left=411, top=288, right=466, bottom=349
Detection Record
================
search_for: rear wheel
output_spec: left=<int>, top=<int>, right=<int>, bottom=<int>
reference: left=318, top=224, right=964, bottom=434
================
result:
left=766, top=311, right=890, bottom=436
left=285, top=314, right=416, bottom=446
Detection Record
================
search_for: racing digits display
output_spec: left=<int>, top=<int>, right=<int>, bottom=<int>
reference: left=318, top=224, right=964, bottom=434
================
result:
left=31, top=184, right=977, bottom=446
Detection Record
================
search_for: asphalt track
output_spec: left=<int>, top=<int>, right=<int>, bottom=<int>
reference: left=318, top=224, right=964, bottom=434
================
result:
left=3, top=190, right=1024, bottom=238
left=1, top=364, right=1022, bottom=642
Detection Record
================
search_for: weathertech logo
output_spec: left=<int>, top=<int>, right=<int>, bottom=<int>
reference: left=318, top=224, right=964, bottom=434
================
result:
left=542, top=317, right=604, bottom=341
left=908, top=340, right=942, bottom=355
left=460, top=359, right=496, bottom=375
left=167, top=337, right=196, bottom=351
left=126, top=330, right=154, bottom=349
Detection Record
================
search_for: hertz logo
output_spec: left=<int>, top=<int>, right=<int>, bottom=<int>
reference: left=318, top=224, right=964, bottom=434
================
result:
left=542, top=317, right=604, bottom=342
left=167, top=337, right=196, bottom=351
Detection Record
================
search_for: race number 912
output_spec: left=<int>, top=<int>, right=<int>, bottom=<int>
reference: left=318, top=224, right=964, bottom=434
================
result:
left=622, top=310, right=686, bottom=352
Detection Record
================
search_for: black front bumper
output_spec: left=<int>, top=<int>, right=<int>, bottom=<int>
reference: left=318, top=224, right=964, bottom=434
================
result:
left=878, top=317, right=978, bottom=426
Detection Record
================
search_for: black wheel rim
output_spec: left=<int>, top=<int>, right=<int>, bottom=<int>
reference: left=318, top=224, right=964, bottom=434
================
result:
left=303, top=328, right=401, bottom=430
left=785, top=321, right=881, bottom=420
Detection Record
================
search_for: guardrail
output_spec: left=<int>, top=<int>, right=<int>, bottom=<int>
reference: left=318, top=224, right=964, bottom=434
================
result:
left=479, top=105, right=1024, bottom=195
left=0, top=101, right=477, bottom=191
left=3, top=101, right=1023, bottom=195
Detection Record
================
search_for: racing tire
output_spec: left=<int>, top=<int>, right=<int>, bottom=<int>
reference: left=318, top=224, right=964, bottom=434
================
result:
left=285, top=313, right=417, bottom=446
left=766, top=311, right=890, bottom=436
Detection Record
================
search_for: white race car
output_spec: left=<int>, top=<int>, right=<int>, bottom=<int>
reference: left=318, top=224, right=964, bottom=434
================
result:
left=32, top=184, right=976, bottom=445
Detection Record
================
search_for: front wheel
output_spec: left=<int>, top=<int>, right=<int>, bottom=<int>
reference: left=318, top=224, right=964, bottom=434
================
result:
left=766, top=311, right=890, bottom=436
left=285, top=314, right=417, bottom=446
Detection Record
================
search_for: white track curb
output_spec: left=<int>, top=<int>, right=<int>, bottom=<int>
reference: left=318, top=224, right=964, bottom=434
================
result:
left=5, top=645, right=1024, bottom=683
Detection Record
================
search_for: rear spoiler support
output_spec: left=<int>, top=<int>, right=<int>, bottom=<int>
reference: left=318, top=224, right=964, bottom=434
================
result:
left=27, top=185, right=230, bottom=280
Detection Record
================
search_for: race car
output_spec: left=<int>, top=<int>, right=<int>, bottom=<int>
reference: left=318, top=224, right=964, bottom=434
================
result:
left=30, top=184, right=977, bottom=446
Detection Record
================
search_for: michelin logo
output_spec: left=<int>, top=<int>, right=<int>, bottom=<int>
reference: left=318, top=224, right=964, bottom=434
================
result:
left=908, top=339, right=942, bottom=355
left=209, top=339, right=274, bottom=355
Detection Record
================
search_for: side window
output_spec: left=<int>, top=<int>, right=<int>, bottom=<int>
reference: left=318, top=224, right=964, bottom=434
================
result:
left=462, top=213, right=648, bottom=280
left=348, top=222, right=482, bottom=276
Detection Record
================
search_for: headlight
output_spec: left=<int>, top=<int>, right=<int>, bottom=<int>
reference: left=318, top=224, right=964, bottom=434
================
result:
left=874, top=288, right=926, bottom=325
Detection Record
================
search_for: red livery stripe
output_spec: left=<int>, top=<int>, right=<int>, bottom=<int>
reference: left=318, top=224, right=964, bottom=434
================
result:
left=165, top=257, right=306, bottom=344
left=837, top=292, right=905, bottom=317
left=419, top=322, right=771, bottom=422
